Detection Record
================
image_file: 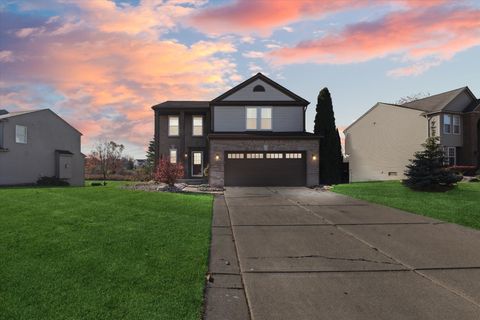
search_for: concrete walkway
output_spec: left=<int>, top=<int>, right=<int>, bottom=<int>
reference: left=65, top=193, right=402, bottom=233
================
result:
left=204, top=187, right=480, bottom=320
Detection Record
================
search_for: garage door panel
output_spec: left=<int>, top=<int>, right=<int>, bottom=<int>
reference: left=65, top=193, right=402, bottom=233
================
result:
left=225, top=152, right=306, bottom=186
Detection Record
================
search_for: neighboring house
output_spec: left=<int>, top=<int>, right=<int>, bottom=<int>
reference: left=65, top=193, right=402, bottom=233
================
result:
left=133, top=159, right=147, bottom=168
left=152, top=73, right=320, bottom=187
left=0, top=109, right=84, bottom=186
left=344, top=87, right=480, bottom=182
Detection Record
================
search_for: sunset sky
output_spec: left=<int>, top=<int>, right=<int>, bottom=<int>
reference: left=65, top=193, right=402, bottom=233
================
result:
left=1, top=0, right=479, bottom=158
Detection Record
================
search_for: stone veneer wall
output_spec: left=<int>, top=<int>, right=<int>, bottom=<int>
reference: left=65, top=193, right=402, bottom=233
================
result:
left=209, top=139, right=320, bottom=187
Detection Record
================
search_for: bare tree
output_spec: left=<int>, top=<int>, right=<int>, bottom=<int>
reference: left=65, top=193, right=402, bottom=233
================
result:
left=90, top=141, right=125, bottom=180
left=395, top=92, right=430, bottom=105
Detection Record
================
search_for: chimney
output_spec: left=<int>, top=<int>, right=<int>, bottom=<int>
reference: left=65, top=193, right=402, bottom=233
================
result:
left=0, top=109, right=8, bottom=115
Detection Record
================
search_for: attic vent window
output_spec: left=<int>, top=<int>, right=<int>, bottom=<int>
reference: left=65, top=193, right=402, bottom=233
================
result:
left=253, top=85, right=265, bottom=92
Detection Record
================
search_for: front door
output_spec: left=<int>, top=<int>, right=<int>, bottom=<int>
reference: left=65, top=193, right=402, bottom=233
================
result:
left=192, top=151, right=203, bottom=177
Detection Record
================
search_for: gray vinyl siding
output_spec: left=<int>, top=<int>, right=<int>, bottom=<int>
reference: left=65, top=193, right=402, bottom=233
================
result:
left=444, top=91, right=473, bottom=112
left=273, top=107, right=303, bottom=131
left=0, top=122, right=4, bottom=148
left=213, top=106, right=303, bottom=132
left=439, top=113, right=463, bottom=147
left=213, top=106, right=245, bottom=132
left=222, top=79, right=294, bottom=101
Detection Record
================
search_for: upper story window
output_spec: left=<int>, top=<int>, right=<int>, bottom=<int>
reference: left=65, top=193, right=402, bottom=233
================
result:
left=253, top=85, right=265, bottom=92
left=246, top=107, right=257, bottom=130
left=443, top=114, right=451, bottom=134
left=260, top=107, right=272, bottom=130
left=453, top=115, right=460, bottom=134
left=192, top=116, right=203, bottom=136
left=168, top=116, right=179, bottom=136
left=15, top=125, right=27, bottom=144
left=246, top=107, right=272, bottom=130
left=443, top=114, right=461, bottom=135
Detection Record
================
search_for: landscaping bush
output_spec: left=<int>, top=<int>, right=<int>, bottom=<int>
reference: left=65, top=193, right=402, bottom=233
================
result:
left=154, top=159, right=184, bottom=186
left=404, top=136, right=462, bottom=191
left=37, top=176, right=70, bottom=186
left=449, top=165, right=477, bottom=176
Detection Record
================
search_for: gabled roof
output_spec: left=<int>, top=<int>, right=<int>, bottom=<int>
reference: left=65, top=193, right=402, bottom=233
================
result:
left=211, top=73, right=309, bottom=105
left=0, top=108, right=82, bottom=135
left=0, top=109, right=45, bottom=120
left=463, top=99, right=480, bottom=113
left=401, top=86, right=475, bottom=113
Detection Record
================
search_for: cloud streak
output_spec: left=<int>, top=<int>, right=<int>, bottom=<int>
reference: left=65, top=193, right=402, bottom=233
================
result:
left=1, top=1, right=239, bottom=155
left=267, top=4, right=480, bottom=76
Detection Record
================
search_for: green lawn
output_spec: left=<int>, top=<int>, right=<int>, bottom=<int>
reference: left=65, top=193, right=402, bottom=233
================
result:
left=332, top=181, right=480, bottom=229
left=0, top=182, right=213, bottom=320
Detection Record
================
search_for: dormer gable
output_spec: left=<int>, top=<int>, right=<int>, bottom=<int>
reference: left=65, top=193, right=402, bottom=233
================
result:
left=211, top=73, right=309, bottom=106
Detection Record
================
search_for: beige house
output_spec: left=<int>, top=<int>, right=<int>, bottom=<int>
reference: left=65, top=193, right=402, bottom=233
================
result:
left=0, top=109, right=84, bottom=186
left=344, top=87, right=480, bottom=182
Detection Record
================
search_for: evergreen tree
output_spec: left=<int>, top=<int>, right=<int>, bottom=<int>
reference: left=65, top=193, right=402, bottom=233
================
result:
left=404, top=134, right=461, bottom=191
left=314, top=88, right=343, bottom=185
left=145, top=139, right=156, bottom=173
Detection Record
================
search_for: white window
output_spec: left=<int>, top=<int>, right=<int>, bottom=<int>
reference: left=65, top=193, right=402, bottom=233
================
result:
left=266, top=153, right=283, bottom=159
left=246, top=153, right=264, bottom=159
left=192, top=116, right=203, bottom=136
left=168, top=116, right=179, bottom=136
left=453, top=116, right=460, bottom=134
left=169, top=148, right=177, bottom=164
left=285, top=153, right=302, bottom=159
left=443, top=114, right=451, bottom=134
left=15, top=125, right=27, bottom=144
left=443, top=147, right=456, bottom=166
left=261, top=107, right=272, bottom=130
left=246, top=108, right=257, bottom=130
left=227, top=153, right=244, bottom=159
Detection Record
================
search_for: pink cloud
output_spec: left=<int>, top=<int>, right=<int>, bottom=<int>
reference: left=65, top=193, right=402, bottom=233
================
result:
left=267, top=5, right=480, bottom=76
left=189, top=0, right=449, bottom=36
left=190, top=0, right=375, bottom=36
left=1, top=6, right=239, bottom=155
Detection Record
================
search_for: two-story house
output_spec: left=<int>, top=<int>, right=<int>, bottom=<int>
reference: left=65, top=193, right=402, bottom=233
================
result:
left=0, top=109, right=84, bottom=186
left=344, top=87, right=480, bottom=182
left=152, top=73, right=320, bottom=187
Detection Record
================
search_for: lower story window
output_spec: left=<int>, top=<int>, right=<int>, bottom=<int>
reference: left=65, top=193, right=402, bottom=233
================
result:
left=227, top=153, right=244, bottom=159
left=443, top=146, right=456, bottom=166
left=266, top=153, right=283, bottom=159
left=170, top=148, right=177, bottom=164
left=285, top=153, right=302, bottom=159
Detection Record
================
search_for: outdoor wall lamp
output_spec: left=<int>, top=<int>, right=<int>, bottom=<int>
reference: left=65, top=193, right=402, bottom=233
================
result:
left=184, top=153, right=188, bottom=159
left=215, top=154, right=220, bottom=161
left=312, top=154, right=317, bottom=161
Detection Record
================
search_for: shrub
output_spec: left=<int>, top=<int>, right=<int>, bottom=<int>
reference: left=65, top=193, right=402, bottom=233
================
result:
left=404, top=136, right=462, bottom=191
left=449, top=165, right=477, bottom=176
left=37, top=176, right=70, bottom=186
left=154, top=159, right=184, bottom=186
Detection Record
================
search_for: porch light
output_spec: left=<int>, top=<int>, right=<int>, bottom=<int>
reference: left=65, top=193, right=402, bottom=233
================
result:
left=215, top=154, right=220, bottom=161
left=184, top=153, right=188, bottom=159
left=312, top=154, right=317, bottom=161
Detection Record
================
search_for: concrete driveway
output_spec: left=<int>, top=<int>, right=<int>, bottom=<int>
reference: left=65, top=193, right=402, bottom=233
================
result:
left=204, top=187, right=480, bottom=320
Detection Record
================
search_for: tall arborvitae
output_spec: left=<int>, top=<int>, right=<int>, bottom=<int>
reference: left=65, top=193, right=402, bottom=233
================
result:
left=404, top=133, right=461, bottom=191
left=314, top=88, right=343, bottom=185
left=145, top=139, right=156, bottom=173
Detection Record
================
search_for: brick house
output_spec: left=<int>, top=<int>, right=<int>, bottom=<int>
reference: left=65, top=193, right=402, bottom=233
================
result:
left=152, top=73, right=320, bottom=187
